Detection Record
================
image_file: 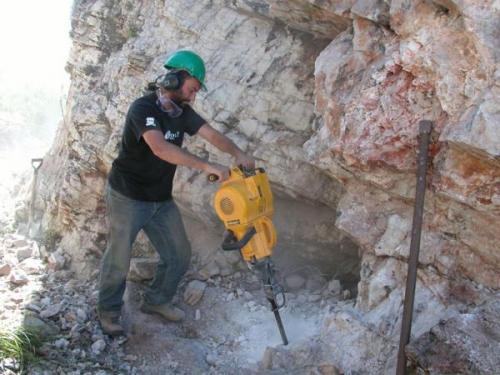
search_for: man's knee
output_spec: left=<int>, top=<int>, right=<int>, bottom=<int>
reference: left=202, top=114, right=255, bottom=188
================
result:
left=101, top=251, right=130, bottom=275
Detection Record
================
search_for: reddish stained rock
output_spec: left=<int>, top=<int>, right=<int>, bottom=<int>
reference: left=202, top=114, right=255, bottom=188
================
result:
left=392, top=0, right=491, bottom=119
left=324, top=101, right=344, bottom=138
left=433, top=145, right=500, bottom=213
left=338, top=67, right=439, bottom=170
left=314, top=23, right=445, bottom=174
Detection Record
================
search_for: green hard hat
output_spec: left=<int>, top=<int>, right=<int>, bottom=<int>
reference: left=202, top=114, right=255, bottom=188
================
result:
left=164, top=50, right=206, bottom=90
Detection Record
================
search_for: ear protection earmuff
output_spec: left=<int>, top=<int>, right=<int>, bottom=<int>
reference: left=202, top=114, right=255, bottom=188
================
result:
left=144, top=74, right=164, bottom=92
left=161, top=70, right=184, bottom=90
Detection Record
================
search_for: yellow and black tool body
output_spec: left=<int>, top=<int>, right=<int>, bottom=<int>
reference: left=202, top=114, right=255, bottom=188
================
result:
left=211, top=167, right=288, bottom=345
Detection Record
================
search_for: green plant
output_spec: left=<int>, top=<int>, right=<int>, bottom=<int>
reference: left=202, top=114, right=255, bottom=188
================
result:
left=0, top=327, right=44, bottom=372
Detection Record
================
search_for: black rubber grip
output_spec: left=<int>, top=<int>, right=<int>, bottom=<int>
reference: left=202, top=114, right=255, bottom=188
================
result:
left=221, top=227, right=256, bottom=251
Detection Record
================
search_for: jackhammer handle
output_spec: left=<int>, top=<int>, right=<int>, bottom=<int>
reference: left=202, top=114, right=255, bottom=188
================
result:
left=208, top=167, right=265, bottom=182
left=221, top=227, right=256, bottom=251
left=242, top=166, right=265, bottom=176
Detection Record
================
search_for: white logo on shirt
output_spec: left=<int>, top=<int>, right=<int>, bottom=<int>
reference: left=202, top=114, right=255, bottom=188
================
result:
left=146, top=117, right=156, bottom=127
left=164, top=130, right=180, bottom=141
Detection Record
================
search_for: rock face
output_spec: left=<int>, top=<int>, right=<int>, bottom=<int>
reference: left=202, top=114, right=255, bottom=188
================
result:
left=407, top=297, right=500, bottom=374
left=30, top=0, right=499, bottom=373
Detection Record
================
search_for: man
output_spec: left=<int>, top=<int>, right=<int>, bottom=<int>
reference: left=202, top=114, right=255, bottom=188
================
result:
left=98, top=50, right=254, bottom=336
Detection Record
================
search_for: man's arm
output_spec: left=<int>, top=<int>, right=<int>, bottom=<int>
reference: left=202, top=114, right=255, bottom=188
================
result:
left=142, top=129, right=229, bottom=180
left=197, top=123, right=255, bottom=168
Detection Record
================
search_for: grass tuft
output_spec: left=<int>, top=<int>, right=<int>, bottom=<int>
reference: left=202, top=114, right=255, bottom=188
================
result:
left=0, top=327, right=44, bottom=372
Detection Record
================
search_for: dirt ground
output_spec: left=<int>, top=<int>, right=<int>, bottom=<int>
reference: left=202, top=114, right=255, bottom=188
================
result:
left=120, top=216, right=339, bottom=374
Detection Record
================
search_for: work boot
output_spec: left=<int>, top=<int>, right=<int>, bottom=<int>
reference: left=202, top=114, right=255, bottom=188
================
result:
left=97, top=310, right=124, bottom=336
left=140, top=302, right=185, bottom=322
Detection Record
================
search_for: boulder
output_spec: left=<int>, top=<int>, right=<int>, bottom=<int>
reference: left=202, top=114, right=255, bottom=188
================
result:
left=128, top=257, right=157, bottom=282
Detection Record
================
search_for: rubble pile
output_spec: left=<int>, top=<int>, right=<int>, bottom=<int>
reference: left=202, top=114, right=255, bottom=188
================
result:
left=0, top=224, right=354, bottom=374
left=0, top=233, right=132, bottom=374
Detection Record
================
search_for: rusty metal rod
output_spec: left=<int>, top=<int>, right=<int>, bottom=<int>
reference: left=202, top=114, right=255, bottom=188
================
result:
left=396, top=120, right=433, bottom=375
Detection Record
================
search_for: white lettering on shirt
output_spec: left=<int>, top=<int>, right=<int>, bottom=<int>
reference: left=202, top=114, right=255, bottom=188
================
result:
left=146, top=117, right=156, bottom=127
left=164, top=130, right=180, bottom=141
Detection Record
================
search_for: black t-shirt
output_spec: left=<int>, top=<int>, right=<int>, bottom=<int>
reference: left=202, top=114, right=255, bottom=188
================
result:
left=108, top=92, right=205, bottom=201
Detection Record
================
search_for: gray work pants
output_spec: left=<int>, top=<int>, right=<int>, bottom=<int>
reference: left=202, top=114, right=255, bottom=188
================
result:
left=98, top=185, right=191, bottom=314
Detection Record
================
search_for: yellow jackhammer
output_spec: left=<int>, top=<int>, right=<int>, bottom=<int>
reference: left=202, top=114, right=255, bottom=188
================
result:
left=210, top=167, right=288, bottom=345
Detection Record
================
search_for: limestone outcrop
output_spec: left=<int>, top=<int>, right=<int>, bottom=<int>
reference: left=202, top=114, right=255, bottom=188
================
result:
left=29, top=0, right=499, bottom=373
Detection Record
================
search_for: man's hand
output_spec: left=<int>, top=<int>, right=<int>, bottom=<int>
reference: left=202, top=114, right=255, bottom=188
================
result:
left=198, top=124, right=256, bottom=170
left=235, top=151, right=255, bottom=169
left=205, top=162, right=230, bottom=182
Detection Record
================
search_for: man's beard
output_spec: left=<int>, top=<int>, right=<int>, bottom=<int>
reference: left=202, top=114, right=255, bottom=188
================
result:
left=171, top=91, right=190, bottom=106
